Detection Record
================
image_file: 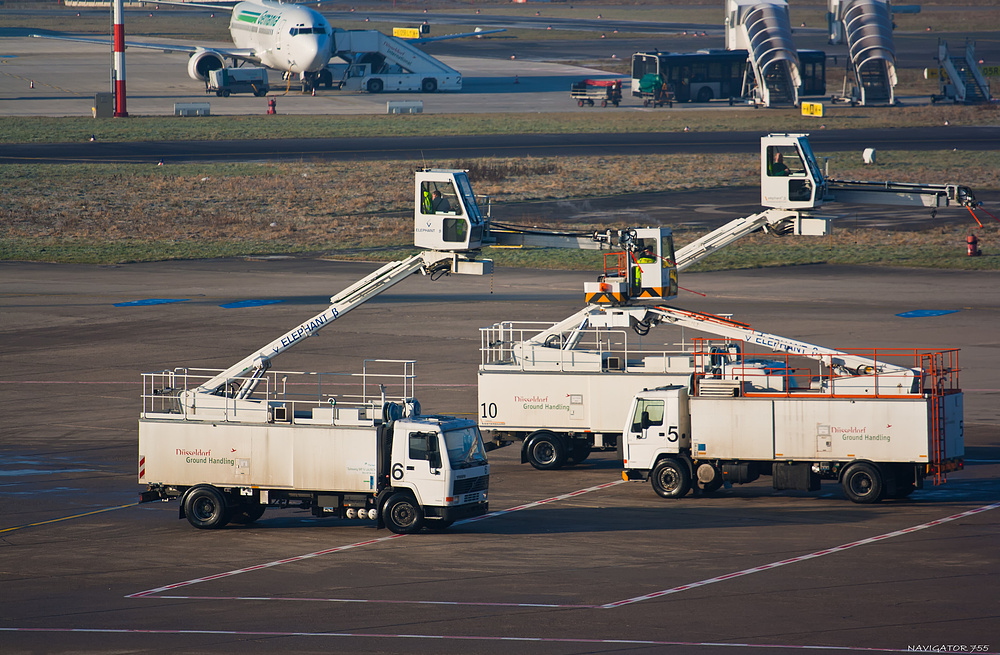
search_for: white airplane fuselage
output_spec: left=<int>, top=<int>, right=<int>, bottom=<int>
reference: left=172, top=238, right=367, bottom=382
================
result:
left=228, top=0, right=332, bottom=74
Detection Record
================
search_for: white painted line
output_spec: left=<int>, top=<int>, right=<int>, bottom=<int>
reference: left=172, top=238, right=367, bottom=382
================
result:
left=127, top=479, right=625, bottom=599
left=6, top=627, right=993, bottom=653
left=601, top=501, right=1000, bottom=609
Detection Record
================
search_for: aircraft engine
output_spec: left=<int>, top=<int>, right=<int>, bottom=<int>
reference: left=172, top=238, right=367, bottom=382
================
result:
left=187, top=49, right=226, bottom=81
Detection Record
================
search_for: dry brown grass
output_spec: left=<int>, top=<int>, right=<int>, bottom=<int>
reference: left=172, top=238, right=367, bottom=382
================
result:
left=3, top=150, right=998, bottom=264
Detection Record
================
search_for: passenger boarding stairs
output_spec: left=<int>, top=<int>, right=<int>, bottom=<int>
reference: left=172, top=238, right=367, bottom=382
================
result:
left=936, top=40, right=991, bottom=104
left=727, top=0, right=801, bottom=107
left=828, top=0, right=896, bottom=106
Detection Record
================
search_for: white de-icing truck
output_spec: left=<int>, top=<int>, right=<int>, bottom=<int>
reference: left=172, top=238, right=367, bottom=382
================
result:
left=478, top=133, right=979, bottom=477
left=139, top=169, right=495, bottom=533
left=617, top=307, right=963, bottom=503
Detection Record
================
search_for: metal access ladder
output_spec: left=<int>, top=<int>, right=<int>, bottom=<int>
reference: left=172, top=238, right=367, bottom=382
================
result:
left=936, top=40, right=992, bottom=104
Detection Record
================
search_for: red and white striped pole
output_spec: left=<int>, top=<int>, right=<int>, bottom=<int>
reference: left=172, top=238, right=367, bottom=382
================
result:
left=112, top=0, right=128, bottom=117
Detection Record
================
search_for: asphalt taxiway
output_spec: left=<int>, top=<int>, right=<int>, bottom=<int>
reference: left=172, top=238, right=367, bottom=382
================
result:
left=1, top=259, right=998, bottom=654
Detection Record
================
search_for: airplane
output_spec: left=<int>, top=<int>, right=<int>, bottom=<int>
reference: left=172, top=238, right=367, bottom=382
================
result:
left=31, top=0, right=505, bottom=91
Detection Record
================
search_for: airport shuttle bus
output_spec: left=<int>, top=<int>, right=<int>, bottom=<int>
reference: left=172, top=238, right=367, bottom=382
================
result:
left=631, top=49, right=825, bottom=104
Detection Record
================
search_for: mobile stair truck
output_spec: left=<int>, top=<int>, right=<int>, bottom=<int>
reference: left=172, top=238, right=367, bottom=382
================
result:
left=138, top=169, right=494, bottom=533
left=618, top=307, right=964, bottom=504
left=477, top=133, right=980, bottom=475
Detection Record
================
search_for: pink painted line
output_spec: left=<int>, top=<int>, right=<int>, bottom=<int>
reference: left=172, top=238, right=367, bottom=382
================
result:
left=602, top=501, right=1000, bottom=608
left=127, top=480, right=625, bottom=599
left=151, top=595, right=599, bottom=609
left=127, top=534, right=405, bottom=598
left=3, top=627, right=992, bottom=653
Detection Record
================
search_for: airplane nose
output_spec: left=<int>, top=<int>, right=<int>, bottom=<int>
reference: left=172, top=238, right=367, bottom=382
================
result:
left=293, top=35, right=330, bottom=72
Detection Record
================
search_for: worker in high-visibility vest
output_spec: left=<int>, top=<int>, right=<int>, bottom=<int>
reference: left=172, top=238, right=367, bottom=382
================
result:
left=633, top=247, right=656, bottom=294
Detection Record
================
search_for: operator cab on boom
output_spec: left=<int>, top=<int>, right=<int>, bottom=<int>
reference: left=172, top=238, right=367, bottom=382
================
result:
left=760, top=133, right=827, bottom=210
left=413, top=169, right=486, bottom=252
left=585, top=227, right=678, bottom=305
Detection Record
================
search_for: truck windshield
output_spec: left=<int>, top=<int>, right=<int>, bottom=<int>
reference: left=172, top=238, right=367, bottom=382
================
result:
left=443, top=426, right=488, bottom=469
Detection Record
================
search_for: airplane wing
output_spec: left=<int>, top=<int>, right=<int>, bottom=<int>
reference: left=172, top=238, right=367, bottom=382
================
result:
left=29, top=32, right=256, bottom=62
left=408, top=28, right=507, bottom=43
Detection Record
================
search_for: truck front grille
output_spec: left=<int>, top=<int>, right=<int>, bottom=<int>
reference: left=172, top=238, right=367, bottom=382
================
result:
left=453, top=475, right=488, bottom=495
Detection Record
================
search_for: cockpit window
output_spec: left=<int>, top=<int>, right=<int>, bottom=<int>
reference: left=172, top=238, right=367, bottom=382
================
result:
left=290, top=26, right=325, bottom=36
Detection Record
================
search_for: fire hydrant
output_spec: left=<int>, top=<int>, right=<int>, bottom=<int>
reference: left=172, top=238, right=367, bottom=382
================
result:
left=267, top=97, right=277, bottom=115
left=967, top=233, right=981, bottom=257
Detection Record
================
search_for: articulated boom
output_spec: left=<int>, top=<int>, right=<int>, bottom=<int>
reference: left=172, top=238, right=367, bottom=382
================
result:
left=761, top=133, right=977, bottom=212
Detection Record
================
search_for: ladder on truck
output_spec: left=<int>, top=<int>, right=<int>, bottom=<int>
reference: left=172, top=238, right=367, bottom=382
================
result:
left=922, top=350, right=963, bottom=484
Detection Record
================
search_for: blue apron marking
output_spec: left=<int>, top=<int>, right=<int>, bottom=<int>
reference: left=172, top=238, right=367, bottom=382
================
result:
left=896, top=309, right=960, bottom=318
left=220, top=299, right=284, bottom=309
left=114, top=298, right=190, bottom=307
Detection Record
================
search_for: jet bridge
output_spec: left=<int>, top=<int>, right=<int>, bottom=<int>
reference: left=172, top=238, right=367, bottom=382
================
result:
left=828, top=0, right=897, bottom=106
left=726, top=0, right=801, bottom=107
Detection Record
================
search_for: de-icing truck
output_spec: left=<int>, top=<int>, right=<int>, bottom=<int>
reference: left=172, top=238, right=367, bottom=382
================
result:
left=478, top=133, right=978, bottom=483
left=139, top=169, right=496, bottom=533
left=616, top=308, right=964, bottom=504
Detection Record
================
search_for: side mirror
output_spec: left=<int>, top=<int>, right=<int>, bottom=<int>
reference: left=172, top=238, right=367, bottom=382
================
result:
left=426, top=434, right=442, bottom=470
left=641, top=411, right=652, bottom=430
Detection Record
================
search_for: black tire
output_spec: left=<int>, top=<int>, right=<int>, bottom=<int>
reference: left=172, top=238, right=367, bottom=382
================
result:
left=650, top=458, right=691, bottom=499
left=319, top=69, right=334, bottom=89
left=383, top=493, right=424, bottom=534
left=184, top=486, right=231, bottom=529
left=421, top=78, right=437, bottom=93
left=253, top=87, right=267, bottom=97
left=890, top=484, right=915, bottom=499
left=566, top=441, right=592, bottom=466
left=221, top=89, right=231, bottom=98
left=525, top=431, right=567, bottom=470
left=843, top=462, right=884, bottom=504
left=696, top=87, right=713, bottom=103
left=367, top=78, right=384, bottom=94
left=230, top=502, right=266, bottom=524
left=215, top=90, right=223, bottom=97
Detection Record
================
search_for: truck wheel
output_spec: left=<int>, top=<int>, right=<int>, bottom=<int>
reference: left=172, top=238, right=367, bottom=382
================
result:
left=525, top=431, right=566, bottom=470
left=421, top=78, right=437, bottom=93
left=696, top=87, right=713, bottom=103
left=843, top=462, right=884, bottom=504
left=367, top=78, right=384, bottom=94
left=566, top=441, right=592, bottom=466
left=650, top=458, right=690, bottom=499
left=184, top=486, right=231, bottom=529
left=383, top=493, right=424, bottom=534
left=230, top=503, right=266, bottom=524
